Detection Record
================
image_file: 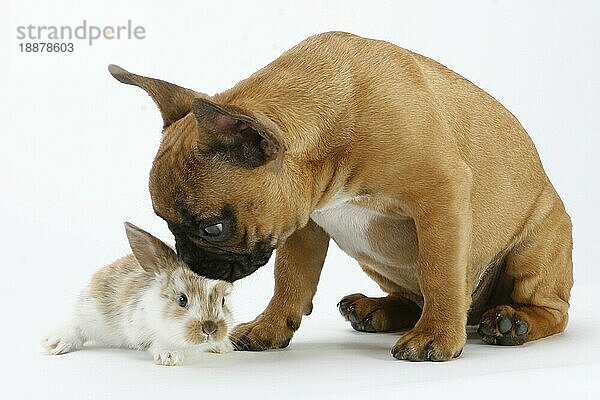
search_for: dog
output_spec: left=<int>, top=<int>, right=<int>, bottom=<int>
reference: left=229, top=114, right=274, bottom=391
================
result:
left=108, top=31, right=573, bottom=361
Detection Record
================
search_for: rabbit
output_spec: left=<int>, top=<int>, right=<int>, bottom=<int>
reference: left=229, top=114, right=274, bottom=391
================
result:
left=41, top=222, right=234, bottom=366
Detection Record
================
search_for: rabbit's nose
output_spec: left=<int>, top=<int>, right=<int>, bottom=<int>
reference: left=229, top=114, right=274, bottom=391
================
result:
left=202, top=321, right=217, bottom=335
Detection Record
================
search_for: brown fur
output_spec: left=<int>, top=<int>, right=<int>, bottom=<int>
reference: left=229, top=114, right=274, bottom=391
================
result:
left=89, top=254, right=152, bottom=322
left=109, top=32, right=573, bottom=360
left=186, top=319, right=228, bottom=344
left=155, top=260, right=232, bottom=345
left=88, top=223, right=233, bottom=350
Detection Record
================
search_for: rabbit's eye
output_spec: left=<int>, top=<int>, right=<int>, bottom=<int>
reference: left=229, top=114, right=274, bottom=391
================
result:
left=221, top=297, right=225, bottom=306
left=178, top=294, right=188, bottom=308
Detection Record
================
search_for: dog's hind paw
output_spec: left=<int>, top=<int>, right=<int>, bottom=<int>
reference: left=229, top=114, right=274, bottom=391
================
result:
left=338, top=293, right=421, bottom=333
left=478, top=305, right=529, bottom=346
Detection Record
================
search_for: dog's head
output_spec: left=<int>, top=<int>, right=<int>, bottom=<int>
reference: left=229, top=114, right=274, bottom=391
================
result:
left=109, top=65, right=310, bottom=282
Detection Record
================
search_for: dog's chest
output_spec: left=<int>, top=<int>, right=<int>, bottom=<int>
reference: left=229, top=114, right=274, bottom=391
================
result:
left=310, top=192, right=422, bottom=298
left=310, top=194, right=390, bottom=265
left=311, top=194, right=404, bottom=265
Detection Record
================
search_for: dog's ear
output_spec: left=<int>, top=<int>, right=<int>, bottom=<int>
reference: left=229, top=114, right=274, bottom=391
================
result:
left=191, top=98, right=284, bottom=169
left=124, top=222, right=176, bottom=275
left=108, top=64, right=205, bottom=129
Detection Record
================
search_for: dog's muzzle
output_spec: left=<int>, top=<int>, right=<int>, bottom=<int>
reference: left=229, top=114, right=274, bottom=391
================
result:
left=174, top=235, right=274, bottom=282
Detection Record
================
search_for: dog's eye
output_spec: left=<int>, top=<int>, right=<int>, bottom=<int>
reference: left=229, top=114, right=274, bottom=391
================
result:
left=178, top=294, right=188, bottom=308
left=203, top=223, right=223, bottom=237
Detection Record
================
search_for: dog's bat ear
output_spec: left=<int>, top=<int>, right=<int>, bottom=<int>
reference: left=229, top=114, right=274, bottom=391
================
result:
left=191, top=98, right=284, bottom=169
left=108, top=64, right=205, bottom=129
left=124, top=221, right=176, bottom=275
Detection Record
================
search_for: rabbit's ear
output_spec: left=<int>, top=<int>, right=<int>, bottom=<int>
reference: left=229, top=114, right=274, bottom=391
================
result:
left=124, top=222, right=176, bottom=275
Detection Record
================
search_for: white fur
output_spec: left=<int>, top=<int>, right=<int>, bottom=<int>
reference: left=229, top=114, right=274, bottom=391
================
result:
left=41, top=273, right=233, bottom=366
left=311, top=192, right=391, bottom=265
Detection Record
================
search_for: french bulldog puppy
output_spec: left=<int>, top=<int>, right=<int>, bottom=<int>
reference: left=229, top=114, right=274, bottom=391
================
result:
left=108, top=31, right=573, bottom=361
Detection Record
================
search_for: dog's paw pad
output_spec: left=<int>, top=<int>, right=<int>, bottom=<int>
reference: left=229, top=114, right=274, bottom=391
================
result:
left=478, top=307, right=529, bottom=346
left=154, top=351, right=184, bottom=366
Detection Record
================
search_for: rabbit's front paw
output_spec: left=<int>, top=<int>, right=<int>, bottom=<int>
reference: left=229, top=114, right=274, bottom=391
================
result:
left=210, top=339, right=234, bottom=354
left=153, top=350, right=184, bottom=366
left=41, top=325, right=83, bottom=355
left=41, top=334, right=81, bottom=355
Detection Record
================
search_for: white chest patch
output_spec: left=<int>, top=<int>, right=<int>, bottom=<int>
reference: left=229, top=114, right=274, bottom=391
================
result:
left=310, top=193, right=389, bottom=265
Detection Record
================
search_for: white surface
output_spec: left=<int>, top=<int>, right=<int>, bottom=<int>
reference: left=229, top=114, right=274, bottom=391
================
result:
left=1, top=0, right=599, bottom=398
left=15, top=286, right=600, bottom=399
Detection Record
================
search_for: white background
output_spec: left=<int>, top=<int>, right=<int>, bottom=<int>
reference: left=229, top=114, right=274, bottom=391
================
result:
left=1, top=0, right=599, bottom=398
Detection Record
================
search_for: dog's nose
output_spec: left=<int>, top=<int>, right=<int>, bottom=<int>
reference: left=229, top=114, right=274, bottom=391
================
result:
left=202, top=321, right=217, bottom=335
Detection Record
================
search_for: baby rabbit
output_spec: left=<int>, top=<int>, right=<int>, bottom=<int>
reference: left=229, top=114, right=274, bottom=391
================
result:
left=41, top=222, right=234, bottom=366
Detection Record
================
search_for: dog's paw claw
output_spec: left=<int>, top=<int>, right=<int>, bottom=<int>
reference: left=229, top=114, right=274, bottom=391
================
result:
left=338, top=294, right=365, bottom=318
left=348, top=307, right=360, bottom=324
left=338, top=293, right=385, bottom=333
left=390, top=345, right=408, bottom=360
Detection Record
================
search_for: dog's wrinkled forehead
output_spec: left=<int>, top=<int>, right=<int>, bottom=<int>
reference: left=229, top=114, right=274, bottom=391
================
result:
left=149, top=120, right=201, bottom=217
left=149, top=117, right=244, bottom=228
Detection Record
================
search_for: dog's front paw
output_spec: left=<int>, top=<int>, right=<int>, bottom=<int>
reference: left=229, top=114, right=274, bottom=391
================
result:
left=153, top=350, right=184, bottom=366
left=231, top=315, right=299, bottom=351
left=391, top=327, right=464, bottom=362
